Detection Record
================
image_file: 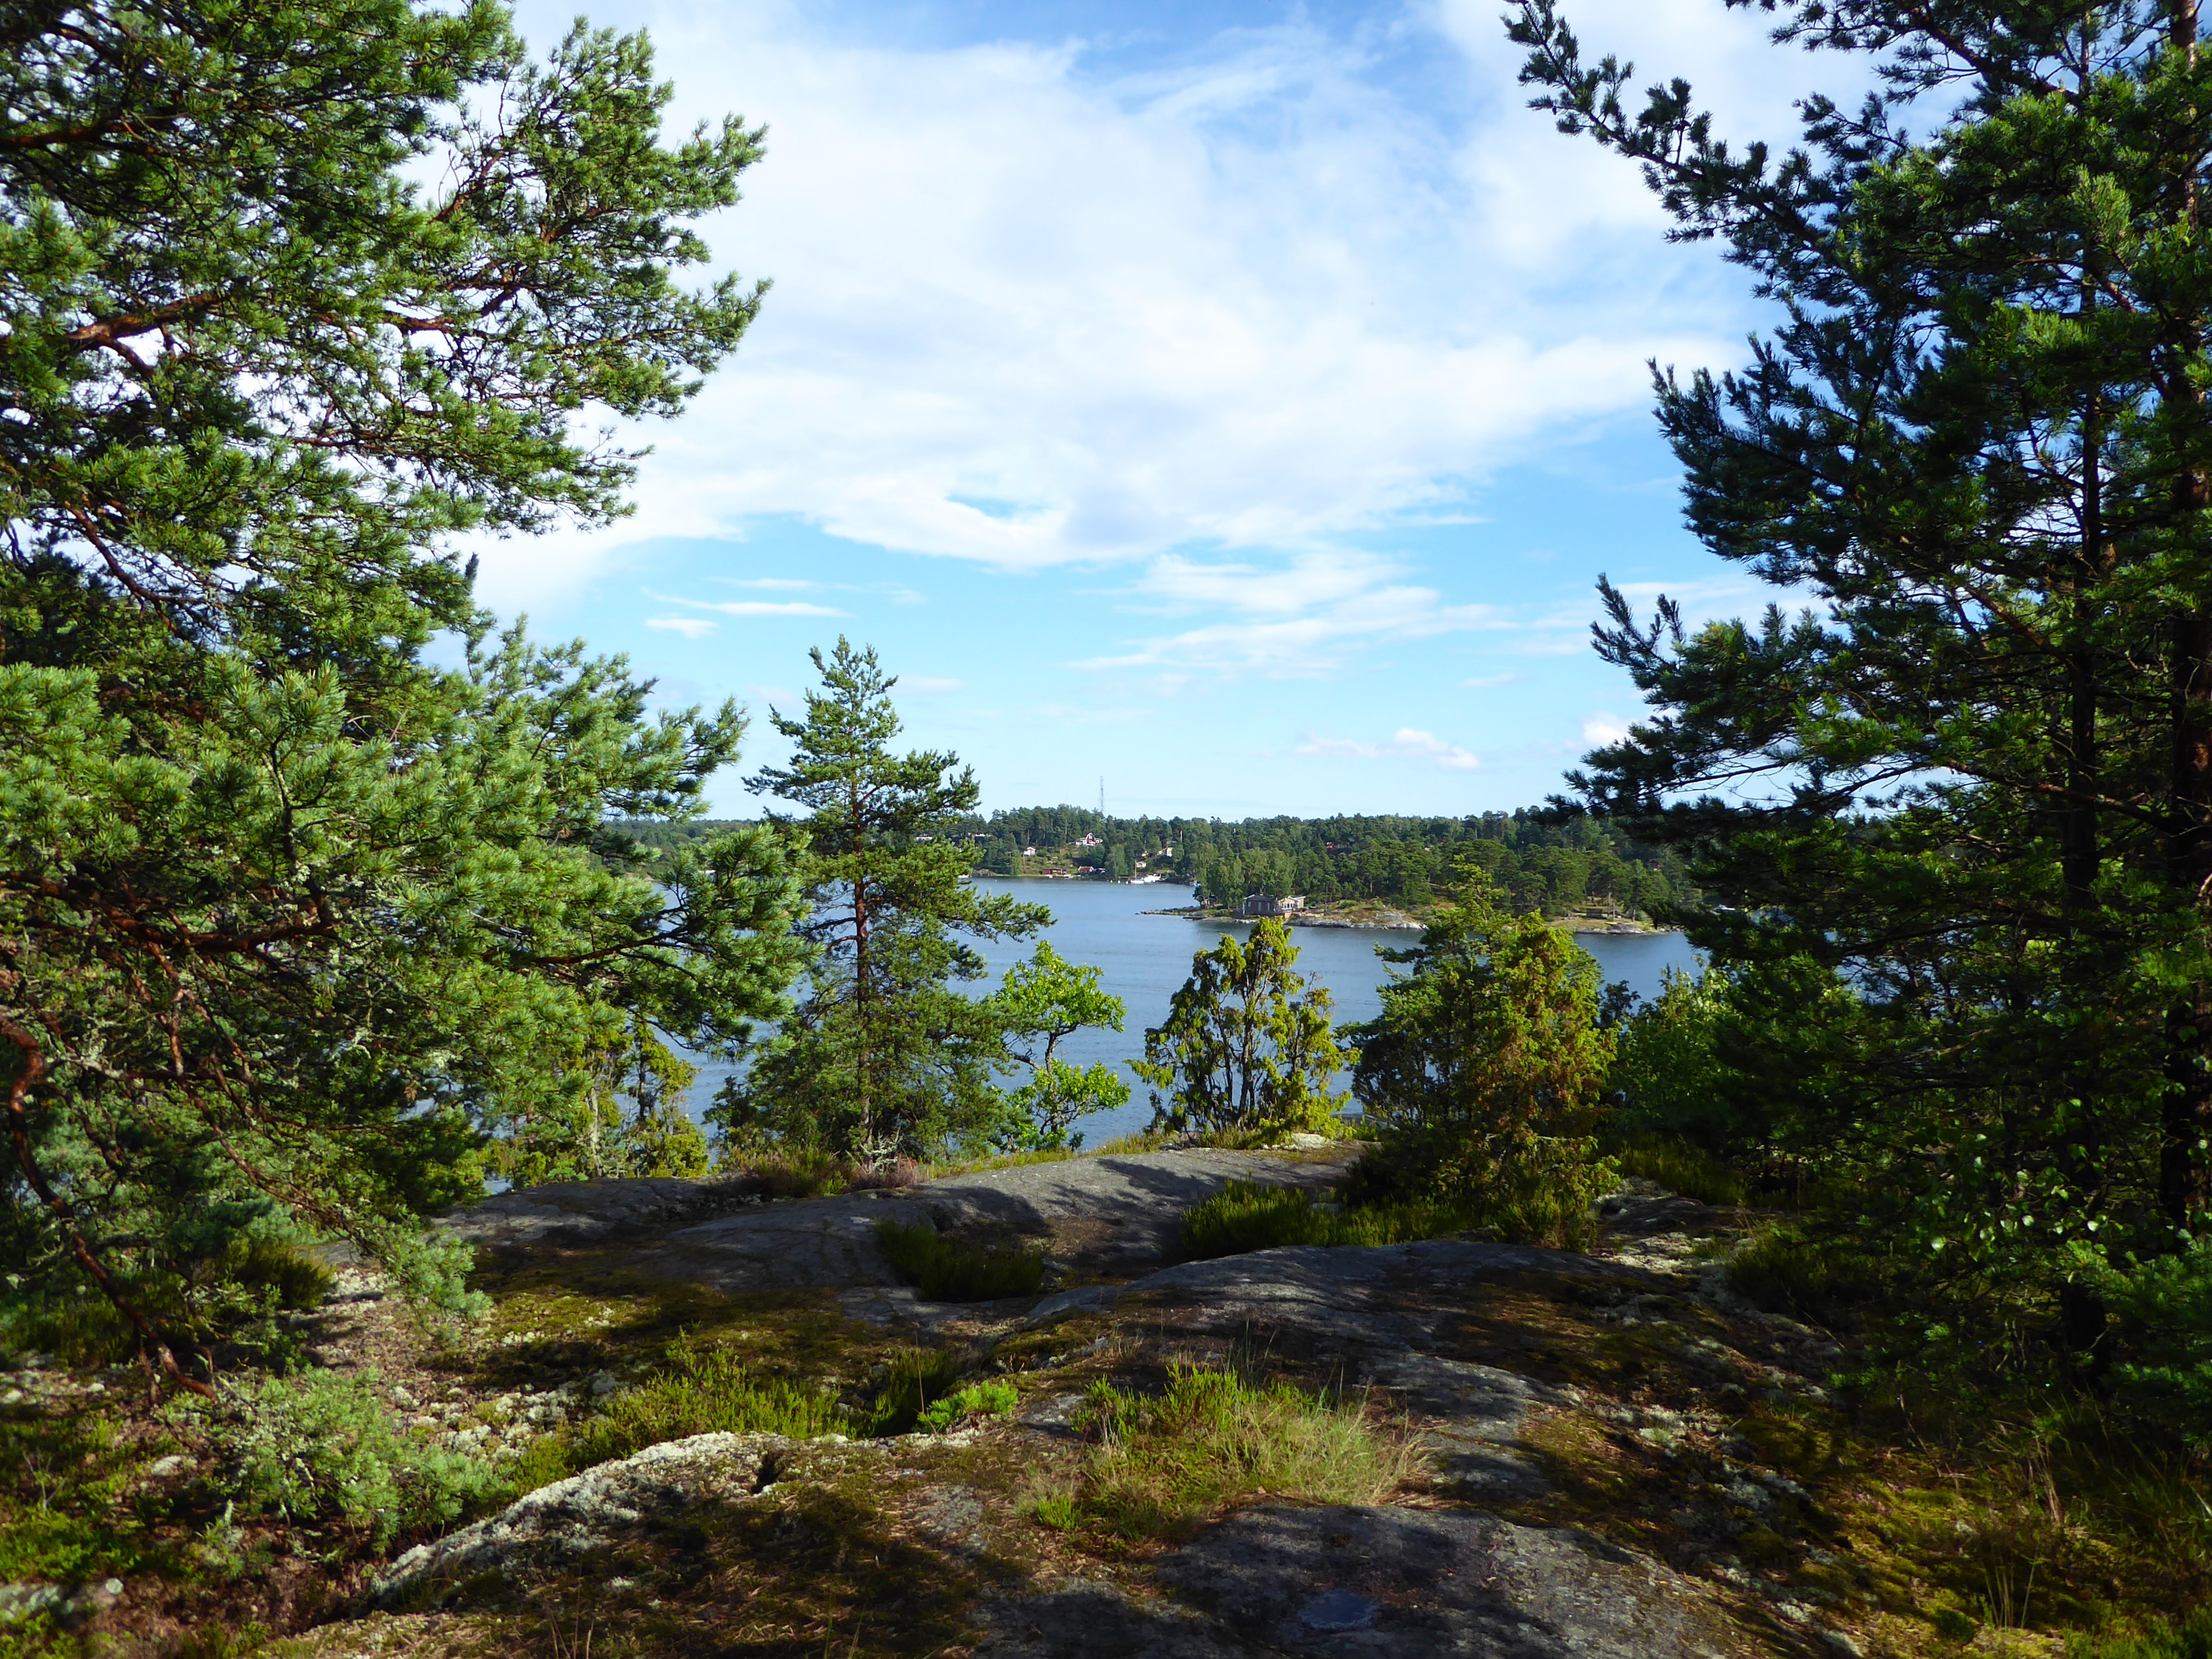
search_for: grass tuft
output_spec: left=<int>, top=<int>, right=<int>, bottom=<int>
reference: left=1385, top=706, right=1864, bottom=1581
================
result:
left=866, top=1346, right=963, bottom=1435
left=916, top=1378, right=1019, bottom=1434
left=1029, top=1362, right=1416, bottom=1541
left=873, top=1219, right=1045, bottom=1301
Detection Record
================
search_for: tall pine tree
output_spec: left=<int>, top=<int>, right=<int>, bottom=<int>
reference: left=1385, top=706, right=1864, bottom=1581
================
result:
left=723, top=641, right=1047, bottom=1161
left=0, top=2, right=800, bottom=1383
left=1516, top=0, right=2212, bottom=1342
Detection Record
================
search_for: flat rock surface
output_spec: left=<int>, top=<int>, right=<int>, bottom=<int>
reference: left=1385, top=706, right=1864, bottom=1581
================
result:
left=980, top=1506, right=1728, bottom=1658
left=291, top=1156, right=1860, bottom=1657
left=442, top=1147, right=1356, bottom=1292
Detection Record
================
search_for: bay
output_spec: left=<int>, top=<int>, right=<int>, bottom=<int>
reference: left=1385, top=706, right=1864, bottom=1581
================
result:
left=680, top=877, right=1698, bottom=1147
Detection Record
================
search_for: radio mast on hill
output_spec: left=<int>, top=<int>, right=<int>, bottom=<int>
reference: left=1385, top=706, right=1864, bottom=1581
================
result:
left=1098, top=777, right=1105, bottom=817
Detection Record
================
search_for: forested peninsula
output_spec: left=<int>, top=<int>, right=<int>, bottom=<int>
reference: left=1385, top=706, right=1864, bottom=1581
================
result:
left=630, top=807, right=1698, bottom=922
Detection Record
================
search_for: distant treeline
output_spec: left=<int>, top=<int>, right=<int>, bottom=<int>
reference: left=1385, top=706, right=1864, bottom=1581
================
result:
left=624, top=809, right=1698, bottom=921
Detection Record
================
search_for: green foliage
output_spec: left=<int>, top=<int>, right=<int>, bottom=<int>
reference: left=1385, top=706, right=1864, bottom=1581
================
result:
left=987, top=942, right=1129, bottom=1150
left=1177, top=1180, right=1472, bottom=1259
left=915, top=1379, right=1019, bottom=1434
left=718, top=641, right=1049, bottom=1163
left=566, top=1336, right=856, bottom=1470
left=2068, top=1610, right=2212, bottom=1659
left=0, top=1402, right=174, bottom=1592
left=0, top=1, right=805, bottom=1375
left=865, top=1347, right=963, bottom=1435
left=1516, top=0, right=2212, bottom=1375
left=2106, top=1245, right=2212, bottom=1445
left=1611, top=1138, right=1746, bottom=1207
left=1134, top=920, right=1351, bottom=1137
left=872, top=1219, right=1045, bottom=1302
left=1724, top=1227, right=1888, bottom=1324
left=200, top=1369, right=505, bottom=1545
left=1607, top=970, right=1732, bottom=1146
left=1037, top=1364, right=1413, bottom=1541
left=1349, top=880, right=1615, bottom=1248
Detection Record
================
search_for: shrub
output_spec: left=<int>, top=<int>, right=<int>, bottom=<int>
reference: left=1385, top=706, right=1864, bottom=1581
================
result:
left=1613, top=1139, right=1746, bottom=1207
left=866, top=1347, right=964, bottom=1435
left=915, top=1379, right=1019, bottom=1434
left=1035, top=1364, right=1415, bottom=1541
left=2068, top=1609, right=2212, bottom=1658
left=2106, top=1242, right=2212, bottom=1444
left=1346, top=880, right=1615, bottom=1249
left=569, top=1335, right=857, bottom=1469
left=1723, top=1227, right=1885, bottom=1321
left=874, top=1219, right=1044, bottom=1301
left=205, top=1369, right=504, bottom=1544
left=229, top=1236, right=335, bottom=1310
left=1177, top=1181, right=1472, bottom=1259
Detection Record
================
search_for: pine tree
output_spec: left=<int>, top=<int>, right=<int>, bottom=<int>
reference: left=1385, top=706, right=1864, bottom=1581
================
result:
left=1514, top=0, right=2212, bottom=1333
left=724, top=641, right=1048, bottom=1161
left=0, top=3, right=798, bottom=1384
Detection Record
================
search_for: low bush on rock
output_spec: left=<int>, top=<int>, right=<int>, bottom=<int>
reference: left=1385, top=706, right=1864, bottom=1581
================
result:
left=198, top=1369, right=506, bottom=1545
left=1610, top=1139, right=1746, bottom=1208
left=915, top=1378, right=1018, bottom=1434
left=1177, top=1181, right=1469, bottom=1259
left=2068, top=1609, right=2212, bottom=1658
left=874, top=1220, right=1044, bottom=1301
left=865, top=1347, right=963, bottom=1435
left=1723, top=1226, right=1888, bottom=1323
left=564, top=1337, right=858, bottom=1471
left=1025, top=1364, right=1415, bottom=1541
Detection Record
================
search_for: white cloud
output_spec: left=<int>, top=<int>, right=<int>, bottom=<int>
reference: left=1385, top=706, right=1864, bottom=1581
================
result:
left=647, top=590, right=846, bottom=618
left=645, top=616, right=718, bottom=639
left=1463, top=672, right=1525, bottom=688
left=1297, top=726, right=1480, bottom=770
left=473, top=0, right=1762, bottom=606
left=1582, top=712, right=1631, bottom=746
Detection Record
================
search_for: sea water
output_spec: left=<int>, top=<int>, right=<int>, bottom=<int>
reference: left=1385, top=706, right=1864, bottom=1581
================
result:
left=680, top=879, right=1699, bottom=1148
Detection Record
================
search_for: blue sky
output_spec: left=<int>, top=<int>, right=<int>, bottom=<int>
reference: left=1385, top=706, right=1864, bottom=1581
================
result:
left=487, top=0, right=1843, bottom=818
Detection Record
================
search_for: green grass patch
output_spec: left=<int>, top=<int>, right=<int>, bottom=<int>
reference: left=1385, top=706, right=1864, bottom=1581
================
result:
left=1611, top=1138, right=1747, bottom=1207
left=1179, top=1181, right=1471, bottom=1260
left=1028, top=1363, right=1416, bottom=1541
left=873, top=1219, right=1045, bottom=1301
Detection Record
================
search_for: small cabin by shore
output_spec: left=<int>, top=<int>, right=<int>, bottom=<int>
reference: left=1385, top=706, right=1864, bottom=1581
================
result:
left=1240, top=893, right=1305, bottom=918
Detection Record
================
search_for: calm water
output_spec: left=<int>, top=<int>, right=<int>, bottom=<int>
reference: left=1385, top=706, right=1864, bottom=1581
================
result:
left=680, top=879, right=1698, bottom=1146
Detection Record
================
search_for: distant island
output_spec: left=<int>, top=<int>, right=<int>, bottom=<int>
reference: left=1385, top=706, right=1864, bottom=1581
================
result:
left=622, top=806, right=1694, bottom=931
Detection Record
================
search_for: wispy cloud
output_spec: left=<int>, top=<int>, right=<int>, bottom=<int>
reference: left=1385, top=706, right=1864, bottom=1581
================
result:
left=1463, top=672, right=1526, bottom=688
left=468, top=1, right=1753, bottom=606
left=1297, top=727, right=1480, bottom=771
left=1079, top=549, right=1521, bottom=676
left=648, top=589, right=846, bottom=618
left=1582, top=712, right=1631, bottom=746
left=645, top=616, right=718, bottom=640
